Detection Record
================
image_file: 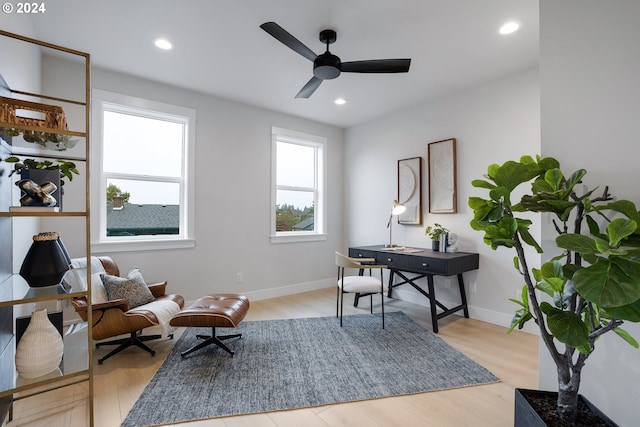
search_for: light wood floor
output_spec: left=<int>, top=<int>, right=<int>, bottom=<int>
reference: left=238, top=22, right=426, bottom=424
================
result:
left=7, top=287, right=538, bottom=427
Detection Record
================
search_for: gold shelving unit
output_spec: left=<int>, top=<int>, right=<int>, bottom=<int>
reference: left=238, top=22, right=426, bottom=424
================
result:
left=0, top=29, right=92, bottom=425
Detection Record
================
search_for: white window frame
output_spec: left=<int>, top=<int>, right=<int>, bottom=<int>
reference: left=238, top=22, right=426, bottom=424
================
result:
left=270, top=126, right=327, bottom=243
left=91, top=89, right=196, bottom=253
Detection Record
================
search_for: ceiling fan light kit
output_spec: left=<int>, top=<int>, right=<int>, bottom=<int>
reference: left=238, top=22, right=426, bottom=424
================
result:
left=260, top=22, right=411, bottom=99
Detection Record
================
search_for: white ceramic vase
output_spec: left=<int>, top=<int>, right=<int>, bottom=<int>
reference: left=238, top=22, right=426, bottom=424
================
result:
left=15, top=308, right=64, bottom=379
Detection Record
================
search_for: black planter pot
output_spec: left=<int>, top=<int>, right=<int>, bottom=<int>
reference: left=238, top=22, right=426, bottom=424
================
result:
left=19, top=169, right=62, bottom=209
left=515, top=388, right=618, bottom=427
left=431, top=240, right=439, bottom=251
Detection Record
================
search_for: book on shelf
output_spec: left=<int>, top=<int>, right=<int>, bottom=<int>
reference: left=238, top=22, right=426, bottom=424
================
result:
left=9, top=206, right=60, bottom=212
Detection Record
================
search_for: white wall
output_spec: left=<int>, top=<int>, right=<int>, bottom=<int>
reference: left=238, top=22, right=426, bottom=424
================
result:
left=344, top=67, right=541, bottom=328
left=539, top=1, right=640, bottom=425
left=95, top=68, right=345, bottom=303
left=35, top=60, right=345, bottom=304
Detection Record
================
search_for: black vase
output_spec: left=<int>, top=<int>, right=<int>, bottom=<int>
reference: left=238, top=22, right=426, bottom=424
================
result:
left=431, top=240, right=439, bottom=251
left=19, top=232, right=71, bottom=288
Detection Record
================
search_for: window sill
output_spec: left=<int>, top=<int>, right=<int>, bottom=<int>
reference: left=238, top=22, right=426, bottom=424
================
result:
left=91, top=238, right=196, bottom=253
left=270, top=233, right=327, bottom=244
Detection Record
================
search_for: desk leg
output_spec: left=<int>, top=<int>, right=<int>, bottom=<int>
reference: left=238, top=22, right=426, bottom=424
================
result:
left=457, top=273, right=470, bottom=318
left=427, top=275, right=439, bottom=333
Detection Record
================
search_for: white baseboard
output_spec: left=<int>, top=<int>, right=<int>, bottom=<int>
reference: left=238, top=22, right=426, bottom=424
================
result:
left=182, top=278, right=334, bottom=308
left=182, top=279, right=539, bottom=335
left=240, top=278, right=335, bottom=302
left=390, top=287, right=539, bottom=335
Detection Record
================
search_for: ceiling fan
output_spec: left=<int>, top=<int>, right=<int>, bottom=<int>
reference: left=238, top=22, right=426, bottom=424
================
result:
left=260, top=22, right=411, bottom=99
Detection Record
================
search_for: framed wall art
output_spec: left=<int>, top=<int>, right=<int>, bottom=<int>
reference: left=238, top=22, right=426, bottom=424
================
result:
left=397, top=156, right=422, bottom=224
left=428, top=138, right=457, bottom=213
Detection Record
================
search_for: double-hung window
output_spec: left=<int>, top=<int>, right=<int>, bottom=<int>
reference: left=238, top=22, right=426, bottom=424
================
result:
left=271, top=126, right=326, bottom=243
left=91, top=89, right=195, bottom=252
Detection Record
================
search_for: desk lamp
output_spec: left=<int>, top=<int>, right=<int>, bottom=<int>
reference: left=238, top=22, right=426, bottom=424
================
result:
left=385, top=200, right=406, bottom=248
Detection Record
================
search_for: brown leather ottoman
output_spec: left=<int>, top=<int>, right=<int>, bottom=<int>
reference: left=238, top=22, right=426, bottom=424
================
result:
left=170, top=294, right=250, bottom=357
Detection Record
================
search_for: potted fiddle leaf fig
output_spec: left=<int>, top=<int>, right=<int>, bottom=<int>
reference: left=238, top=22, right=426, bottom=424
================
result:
left=469, top=155, right=639, bottom=425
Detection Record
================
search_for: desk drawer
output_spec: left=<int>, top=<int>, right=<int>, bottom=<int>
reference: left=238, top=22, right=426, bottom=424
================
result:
left=379, top=253, right=409, bottom=270
left=407, top=256, right=447, bottom=275
left=349, top=249, right=378, bottom=260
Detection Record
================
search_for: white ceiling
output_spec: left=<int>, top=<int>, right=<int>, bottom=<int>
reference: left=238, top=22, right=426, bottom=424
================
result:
left=27, top=0, right=538, bottom=128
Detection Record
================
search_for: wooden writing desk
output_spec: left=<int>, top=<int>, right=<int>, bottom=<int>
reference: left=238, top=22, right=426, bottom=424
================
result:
left=348, top=245, right=479, bottom=333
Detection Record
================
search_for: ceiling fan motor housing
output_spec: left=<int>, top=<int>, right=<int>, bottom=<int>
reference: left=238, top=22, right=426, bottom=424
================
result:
left=314, top=52, right=341, bottom=79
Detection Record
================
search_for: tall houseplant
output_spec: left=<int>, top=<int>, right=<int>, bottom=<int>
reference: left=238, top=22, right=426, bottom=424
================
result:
left=468, top=155, right=640, bottom=423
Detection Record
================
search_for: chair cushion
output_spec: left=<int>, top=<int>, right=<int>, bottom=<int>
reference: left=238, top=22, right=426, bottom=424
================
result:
left=101, top=268, right=155, bottom=308
left=170, top=294, right=250, bottom=329
left=338, top=275, right=389, bottom=293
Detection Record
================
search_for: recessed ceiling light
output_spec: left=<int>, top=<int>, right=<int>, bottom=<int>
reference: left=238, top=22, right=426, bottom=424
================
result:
left=499, top=21, right=521, bottom=35
left=334, top=98, right=346, bottom=105
left=154, top=38, right=172, bottom=50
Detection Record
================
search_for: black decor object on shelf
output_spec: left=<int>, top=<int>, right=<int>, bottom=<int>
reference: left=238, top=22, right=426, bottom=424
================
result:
left=19, top=231, right=71, bottom=288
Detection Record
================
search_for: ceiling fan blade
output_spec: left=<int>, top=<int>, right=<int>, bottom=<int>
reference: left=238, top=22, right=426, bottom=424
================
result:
left=295, top=77, right=323, bottom=99
left=340, top=59, right=411, bottom=73
left=260, top=22, right=317, bottom=62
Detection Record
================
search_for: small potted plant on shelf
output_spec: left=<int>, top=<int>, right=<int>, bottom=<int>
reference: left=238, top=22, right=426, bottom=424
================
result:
left=469, top=155, right=639, bottom=426
left=425, top=223, right=448, bottom=251
left=2, top=156, right=79, bottom=184
left=1, top=156, right=79, bottom=209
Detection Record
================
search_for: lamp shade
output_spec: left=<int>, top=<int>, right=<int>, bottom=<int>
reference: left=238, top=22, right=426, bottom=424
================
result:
left=19, top=232, right=71, bottom=288
left=391, top=200, right=407, bottom=216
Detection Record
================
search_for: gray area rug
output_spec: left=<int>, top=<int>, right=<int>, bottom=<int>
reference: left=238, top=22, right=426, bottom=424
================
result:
left=121, top=312, right=498, bottom=426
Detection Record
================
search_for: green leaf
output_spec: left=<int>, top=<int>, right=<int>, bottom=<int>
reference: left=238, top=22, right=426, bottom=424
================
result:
left=585, top=215, right=603, bottom=237
left=509, top=298, right=527, bottom=308
left=508, top=311, right=532, bottom=333
left=541, top=260, right=564, bottom=280
left=573, top=258, right=640, bottom=308
left=545, top=306, right=590, bottom=348
left=536, top=281, right=555, bottom=298
left=471, top=179, right=495, bottom=190
left=532, top=267, right=542, bottom=282
left=604, top=299, right=640, bottom=322
left=518, top=228, right=543, bottom=253
left=489, top=186, right=511, bottom=204
left=556, top=234, right=599, bottom=255
left=509, top=290, right=532, bottom=333
left=601, top=200, right=640, bottom=223
left=607, top=218, right=637, bottom=247
left=537, top=156, right=560, bottom=170
left=521, top=285, right=530, bottom=306
left=613, top=327, right=640, bottom=348
left=468, top=197, right=488, bottom=210
left=492, top=161, right=539, bottom=192
left=564, top=169, right=587, bottom=192
left=544, top=168, right=564, bottom=191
